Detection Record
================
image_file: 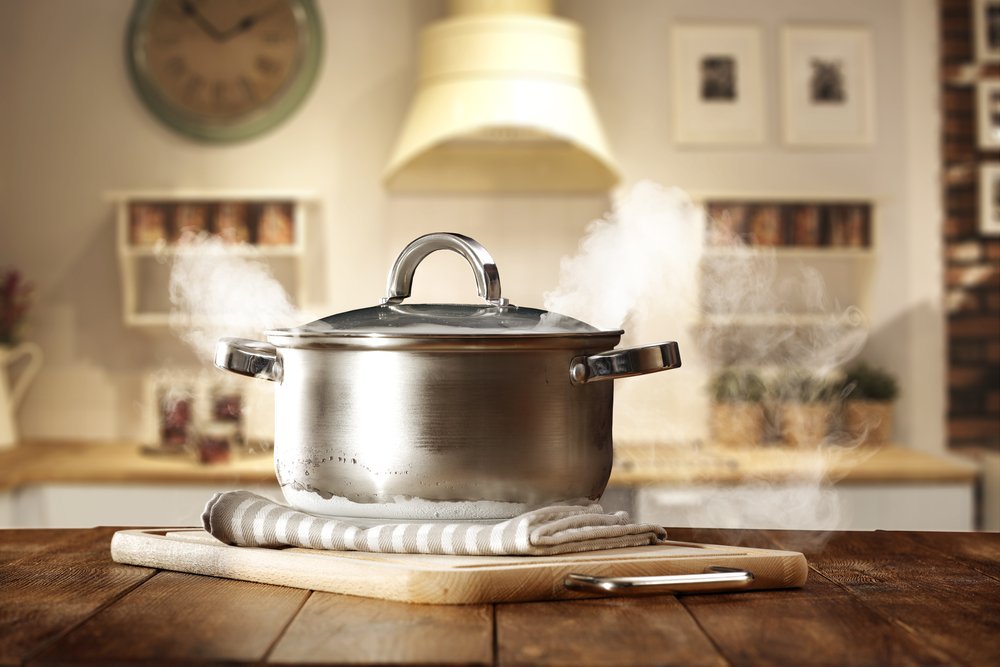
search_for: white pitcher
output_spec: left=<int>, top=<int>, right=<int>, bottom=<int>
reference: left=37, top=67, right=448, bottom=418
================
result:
left=0, top=342, right=43, bottom=449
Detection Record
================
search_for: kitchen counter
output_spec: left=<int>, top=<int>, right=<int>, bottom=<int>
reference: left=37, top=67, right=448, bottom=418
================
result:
left=1, top=526, right=997, bottom=665
left=612, top=441, right=978, bottom=486
left=0, top=439, right=977, bottom=491
left=0, top=440, right=980, bottom=530
left=0, top=440, right=276, bottom=492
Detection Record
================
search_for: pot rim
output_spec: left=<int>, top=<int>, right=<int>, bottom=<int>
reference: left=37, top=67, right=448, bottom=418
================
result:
left=263, top=330, right=625, bottom=350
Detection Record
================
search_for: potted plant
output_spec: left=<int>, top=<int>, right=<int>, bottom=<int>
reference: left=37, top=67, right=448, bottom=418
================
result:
left=840, top=362, right=899, bottom=446
left=0, top=270, right=32, bottom=346
left=776, top=370, right=838, bottom=447
left=709, top=369, right=767, bottom=446
left=0, top=270, right=42, bottom=449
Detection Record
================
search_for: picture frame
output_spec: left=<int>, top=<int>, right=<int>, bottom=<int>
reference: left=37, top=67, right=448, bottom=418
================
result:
left=977, top=81, right=1000, bottom=149
left=780, top=26, right=874, bottom=146
left=671, top=24, right=765, bottom=145
left=979, top=163, right=1000, bottom=235
left=974, top=0, right=1000, bottom=63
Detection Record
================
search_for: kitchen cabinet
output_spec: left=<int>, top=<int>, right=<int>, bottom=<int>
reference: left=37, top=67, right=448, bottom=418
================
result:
left=108, top=190, right=315, bottom=327
left=0, top=440, right=277, bottom=528
left=631, top=482, right=973, bottom=531
left=608, top=443, right=978, bottom=531
left=2, top=483, right=281, bottom=529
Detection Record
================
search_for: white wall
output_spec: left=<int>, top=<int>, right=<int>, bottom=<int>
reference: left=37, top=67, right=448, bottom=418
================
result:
left=0, top=0, right=942, bottom=450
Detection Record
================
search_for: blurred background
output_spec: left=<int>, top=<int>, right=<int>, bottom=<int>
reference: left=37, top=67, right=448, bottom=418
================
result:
left=0, top=0, right=997, bottom=531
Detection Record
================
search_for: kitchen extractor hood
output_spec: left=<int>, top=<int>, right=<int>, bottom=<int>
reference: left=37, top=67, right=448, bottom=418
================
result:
left=383, top=0, right=620, bottom=193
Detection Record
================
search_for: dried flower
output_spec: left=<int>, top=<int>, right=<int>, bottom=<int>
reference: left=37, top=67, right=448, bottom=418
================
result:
left=0, top=270, right=33, bottom=346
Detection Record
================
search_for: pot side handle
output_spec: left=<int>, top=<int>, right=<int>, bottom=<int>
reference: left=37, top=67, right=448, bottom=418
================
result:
left=569, top=341, right=681, bottom=384
left=215, top=338, right=282, bottom=383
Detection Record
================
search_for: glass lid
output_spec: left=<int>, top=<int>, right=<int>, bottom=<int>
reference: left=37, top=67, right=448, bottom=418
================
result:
left=271, top=303, right=603, bottom=337
left=265, top=233, right=618, bottom=340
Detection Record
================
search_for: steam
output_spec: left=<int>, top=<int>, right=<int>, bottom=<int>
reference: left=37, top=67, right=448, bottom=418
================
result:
left=167, top=234, right=304, bottom=364
left=545, top=180, right=873, bottom=537
left=544, top=181, right=703, bottom=331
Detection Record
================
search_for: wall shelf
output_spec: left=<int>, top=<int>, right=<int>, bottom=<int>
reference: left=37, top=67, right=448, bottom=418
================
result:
left=697, top=312, right=866, bottom=327
left=703, top=246, right=875, bottom=259
left=109, top=190, right=316, bottom=327
left=695, top=194, right=878, bottom=370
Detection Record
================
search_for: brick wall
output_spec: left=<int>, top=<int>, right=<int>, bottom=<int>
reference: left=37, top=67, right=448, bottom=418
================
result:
left=941, top=0, right=1000, bottom=452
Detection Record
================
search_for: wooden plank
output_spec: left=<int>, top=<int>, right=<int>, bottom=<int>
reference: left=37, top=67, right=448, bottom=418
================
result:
left=766, top=529, right=1000, bottom=666
left=0, top=528, right=83, bottom=566
left=496, top=596, right=727, bottom=667
left=268, top=593, right=492, bottom=665
left=681, top=563, right=954, bottom=666
left=0, top=527, right=156, bottom=665
left=898, top=531, right=1000, bottom=581
left=669, top=529, right=953, bottom=665
left=32, top=571, right=309, bottom=664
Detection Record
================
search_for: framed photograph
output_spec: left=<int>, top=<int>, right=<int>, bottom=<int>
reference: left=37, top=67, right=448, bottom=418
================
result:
left=780, top=26, right=874, bottom=146
left=979, top=164, right=1000, bottom=235
left=671, top=24, right=765, bottom=145
left=974, top=0, right=1000, bottom=62
left=977, top=81, right=1000, bottom=149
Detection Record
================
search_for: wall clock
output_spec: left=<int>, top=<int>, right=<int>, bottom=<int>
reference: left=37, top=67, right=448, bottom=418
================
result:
left=126, top=0, right=322, bottom=142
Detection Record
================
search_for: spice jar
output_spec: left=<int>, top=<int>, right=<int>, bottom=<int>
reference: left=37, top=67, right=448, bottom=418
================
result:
left=159, top=389, right=192, bottom=450
left=197, top=421, right=236, bottom=464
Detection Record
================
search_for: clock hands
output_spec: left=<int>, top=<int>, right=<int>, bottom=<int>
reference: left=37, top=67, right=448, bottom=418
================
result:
left=177, top=0, right=224, bottom=41
left=218, top=1, right=289, bottom=40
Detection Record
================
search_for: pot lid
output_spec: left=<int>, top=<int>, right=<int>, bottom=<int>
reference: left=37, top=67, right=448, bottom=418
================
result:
left=265, top=233, right=620, bottom=342
left=275, top=303, right=602, bottom=337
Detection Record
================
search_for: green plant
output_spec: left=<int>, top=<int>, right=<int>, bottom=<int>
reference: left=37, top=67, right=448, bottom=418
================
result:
left=710, top=369, right=766, bottom=403
left=842, top=361, right=899, bottom=402
left=0, top=270, right=32, bottom=346
left=776, top=369, right=839, bottom=403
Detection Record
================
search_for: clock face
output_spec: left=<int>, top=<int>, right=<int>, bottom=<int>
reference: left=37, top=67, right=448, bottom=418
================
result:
left=127, top=0, right=322, bottom=142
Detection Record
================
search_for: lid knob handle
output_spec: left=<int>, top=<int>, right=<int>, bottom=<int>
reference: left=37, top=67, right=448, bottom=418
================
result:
left=382, top=233, right=508, bottom=307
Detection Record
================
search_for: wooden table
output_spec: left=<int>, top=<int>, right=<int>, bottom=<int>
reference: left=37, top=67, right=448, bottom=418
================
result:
left=1, top=527, right=997, bottom=666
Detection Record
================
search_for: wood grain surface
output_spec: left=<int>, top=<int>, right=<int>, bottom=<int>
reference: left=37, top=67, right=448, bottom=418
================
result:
left=32, top=572, right=309, bottom=663
left=0, top=527, right=155, bottom=665
left=767, top=529, right=1000, bottom=666
left=270, top=594, right=493, bottom=665
left=1, top=527, right=998, bottom=666
left=496, top=596, right=727, bottom=667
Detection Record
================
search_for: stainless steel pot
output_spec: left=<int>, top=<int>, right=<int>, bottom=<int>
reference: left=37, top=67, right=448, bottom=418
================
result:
left=215, top=233, right=680, bottom=520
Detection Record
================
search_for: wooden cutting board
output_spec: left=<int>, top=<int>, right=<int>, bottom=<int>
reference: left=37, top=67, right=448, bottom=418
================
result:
left=111, top=528, right=807, bottom=605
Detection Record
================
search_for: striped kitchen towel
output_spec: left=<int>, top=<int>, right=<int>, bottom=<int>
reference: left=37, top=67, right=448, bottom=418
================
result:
left=202, top=490, right=667, bottom=556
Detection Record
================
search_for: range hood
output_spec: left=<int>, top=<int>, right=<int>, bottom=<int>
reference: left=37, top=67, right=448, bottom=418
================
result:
left=384, top=0, right=620, bottom=193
